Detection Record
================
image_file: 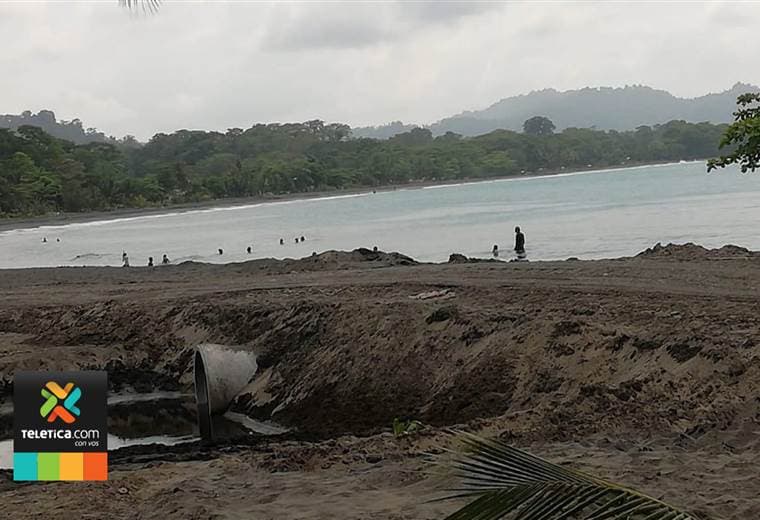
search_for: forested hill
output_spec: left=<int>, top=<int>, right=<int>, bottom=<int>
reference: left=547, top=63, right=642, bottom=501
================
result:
left=0, top=110, right=112, bottom=145
left=0, top=119, right=727, bottom=217
left=353, top=83, right=760, bottom=139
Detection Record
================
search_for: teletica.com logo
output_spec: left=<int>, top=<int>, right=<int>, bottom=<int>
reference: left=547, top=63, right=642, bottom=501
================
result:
left=40, top=381, right=82, bottom=424
left=14, top=371, right=108, bottom=481
left=19, top=380, right=97, bottom=441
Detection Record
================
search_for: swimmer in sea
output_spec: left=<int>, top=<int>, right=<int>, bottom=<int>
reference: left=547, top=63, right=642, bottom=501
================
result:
left=218, top=248, right=224, bottom=255
left=162, top=254, right=170, bottom=265
left=148, top=257, right=154, bottom=267
left=247, top=246, right=252, bottom=254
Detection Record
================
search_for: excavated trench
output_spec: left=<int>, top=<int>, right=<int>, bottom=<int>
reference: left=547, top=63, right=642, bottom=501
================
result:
left=0, top=272, right=758, bottom=471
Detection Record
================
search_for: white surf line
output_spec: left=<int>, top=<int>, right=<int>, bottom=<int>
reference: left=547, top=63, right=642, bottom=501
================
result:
left=422, top=160, right=705, bottom=190
left=0, top=191, right=374, bottom=236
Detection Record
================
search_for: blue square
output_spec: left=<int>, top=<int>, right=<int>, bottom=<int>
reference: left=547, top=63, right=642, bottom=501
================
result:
left=13, top=452, right=38, bottom=481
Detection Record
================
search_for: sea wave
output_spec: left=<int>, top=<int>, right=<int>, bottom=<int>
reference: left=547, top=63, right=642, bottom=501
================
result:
left=71, top=252, right=109, bottom=261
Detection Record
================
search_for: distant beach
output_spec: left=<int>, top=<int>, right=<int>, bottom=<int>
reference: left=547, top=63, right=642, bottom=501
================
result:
left=0, top=159, right=699, bottom=234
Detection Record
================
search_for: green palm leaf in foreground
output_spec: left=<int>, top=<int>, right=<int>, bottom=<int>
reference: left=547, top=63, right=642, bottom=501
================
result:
left=441, top=432, right=712, bottom=520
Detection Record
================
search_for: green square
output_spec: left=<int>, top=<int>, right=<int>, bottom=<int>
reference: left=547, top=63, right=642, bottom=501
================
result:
left=37, top=452, right=59, bottom=480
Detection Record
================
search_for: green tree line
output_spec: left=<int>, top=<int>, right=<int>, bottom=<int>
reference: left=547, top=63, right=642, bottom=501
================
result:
left=0, top=118, right=729, bottom=217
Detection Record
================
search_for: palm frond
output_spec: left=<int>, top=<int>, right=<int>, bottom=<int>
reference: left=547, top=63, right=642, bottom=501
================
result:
left=439, top=432, right=713, bottom=520
left=119, top=0, right=162, bottom=14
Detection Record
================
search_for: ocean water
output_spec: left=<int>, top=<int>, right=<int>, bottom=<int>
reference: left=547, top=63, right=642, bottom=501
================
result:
left=0, top=161, right=758, bottom=269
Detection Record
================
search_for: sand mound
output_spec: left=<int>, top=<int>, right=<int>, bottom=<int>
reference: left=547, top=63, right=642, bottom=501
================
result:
left=219, top=248, right=418, bottom=274
left=637, top=242, right=757, bottom=260
left=448, top=253, right=502, bottom=263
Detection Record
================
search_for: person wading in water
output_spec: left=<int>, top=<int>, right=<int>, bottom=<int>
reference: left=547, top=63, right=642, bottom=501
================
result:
left=514, top=226, right=526, bottom=261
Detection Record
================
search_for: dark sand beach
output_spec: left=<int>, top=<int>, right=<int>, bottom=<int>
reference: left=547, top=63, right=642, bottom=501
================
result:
left=0, top=245, right=758, bottom=519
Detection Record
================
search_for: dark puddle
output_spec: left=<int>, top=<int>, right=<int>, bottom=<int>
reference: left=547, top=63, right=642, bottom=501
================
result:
left=0, top=392, right=287, bottom=470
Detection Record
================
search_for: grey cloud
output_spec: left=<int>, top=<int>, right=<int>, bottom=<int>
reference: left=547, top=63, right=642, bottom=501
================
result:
left=263, top=12, right=393, bottom=51
left=0, top=1, right=758, bottom=140
left=402, top=1, right=501, bottom=23
left=261, top=1, right=502, bottom=51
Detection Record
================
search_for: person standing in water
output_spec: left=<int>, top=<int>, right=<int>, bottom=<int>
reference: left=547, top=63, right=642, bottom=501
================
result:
left=148, top=257, right=154, bottom=267
left=492, top=244, right=499, bottom=257
left=161, top=254, right=170, bottom=265
left=122, top=253, right=130, bottom=267
left=514, top=226, right=526, bottom=260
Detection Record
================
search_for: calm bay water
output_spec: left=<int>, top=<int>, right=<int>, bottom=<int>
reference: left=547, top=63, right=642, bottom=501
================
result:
left=0, top=161, right=757, bottom=269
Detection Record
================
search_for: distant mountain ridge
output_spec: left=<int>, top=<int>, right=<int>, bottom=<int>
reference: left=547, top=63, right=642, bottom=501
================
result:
left=352, top=83, right=760, bottom=139
left=0, top=110, right=111, bottom=145
left=5, top=83, right=758, bottom=144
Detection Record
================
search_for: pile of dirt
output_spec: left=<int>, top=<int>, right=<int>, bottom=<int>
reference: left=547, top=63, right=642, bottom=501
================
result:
left=211, top=248, right=419, bottom=274
left=637, top=242, right=758, bottom=260
left=448, top=253, right=502, bottom=263
left=235, top=293, right=760, bottom=441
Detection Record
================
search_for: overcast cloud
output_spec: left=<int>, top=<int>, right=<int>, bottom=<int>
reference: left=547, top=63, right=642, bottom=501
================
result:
left=1, top=0, right=759, bottom=140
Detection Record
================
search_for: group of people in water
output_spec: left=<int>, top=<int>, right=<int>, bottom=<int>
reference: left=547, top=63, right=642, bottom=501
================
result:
left=121, top=235, right=308, bottom=267
left=52, top=228, right=527, bottom=266
left=123, top=252, right=170, bottom=268
left=280, top=236, right=306, bottom=245
left=492, top=226, right=527, bottom=261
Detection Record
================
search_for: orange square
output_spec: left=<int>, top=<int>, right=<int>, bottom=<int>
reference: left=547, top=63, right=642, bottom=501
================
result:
left=83, top=452, right=108, bottom=481
left=59, top=452, right=84, bottom=480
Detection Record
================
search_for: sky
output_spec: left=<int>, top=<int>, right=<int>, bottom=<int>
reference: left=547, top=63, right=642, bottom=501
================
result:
left=1, top=0, right=759, bottom=140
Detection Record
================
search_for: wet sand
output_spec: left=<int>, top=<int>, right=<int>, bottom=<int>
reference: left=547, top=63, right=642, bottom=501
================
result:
left=0, top=245, right=758, bottom=519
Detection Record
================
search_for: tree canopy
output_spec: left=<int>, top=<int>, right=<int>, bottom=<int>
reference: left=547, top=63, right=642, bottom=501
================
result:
left=523, top=116, right=556, bottom=136
left=707, top=93, right=760, bottom=173
left=0, top=119, right=729, bottom=218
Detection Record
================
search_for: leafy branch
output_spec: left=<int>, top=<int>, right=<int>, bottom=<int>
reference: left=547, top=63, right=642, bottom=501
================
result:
left=119, top=0, right=162, bottom=14
left=707, top=93, right=760, bottom=173
left=438, top=432, right=714, bottom=520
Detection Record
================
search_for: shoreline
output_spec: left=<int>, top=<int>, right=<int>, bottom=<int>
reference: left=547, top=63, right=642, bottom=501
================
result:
left=0, top=158, right=703, bottom=233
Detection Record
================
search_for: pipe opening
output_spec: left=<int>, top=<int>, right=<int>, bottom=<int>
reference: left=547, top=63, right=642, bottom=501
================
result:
left=194, top=349, right=213, bottom=442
